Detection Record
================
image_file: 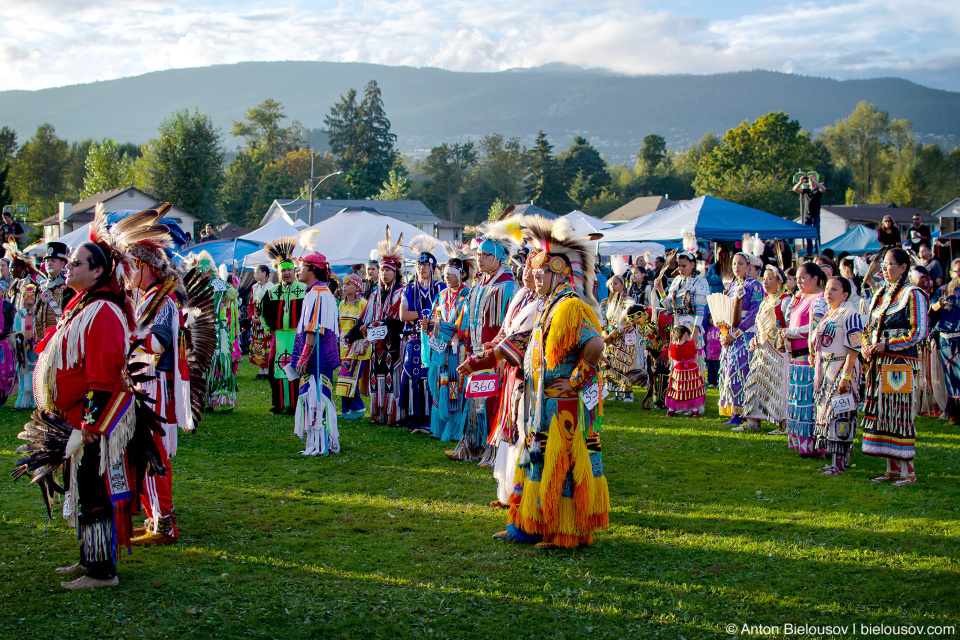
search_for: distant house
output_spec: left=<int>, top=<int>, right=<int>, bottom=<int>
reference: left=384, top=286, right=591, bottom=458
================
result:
left=44, top=187, right=200, bottom=242
left=818, top=203, right=938, bottom=243
left=933, top=197, right=960, bottom=235
left=260, top=198, right=462, bottom=241
left=602, top=195, right=681, bottom=223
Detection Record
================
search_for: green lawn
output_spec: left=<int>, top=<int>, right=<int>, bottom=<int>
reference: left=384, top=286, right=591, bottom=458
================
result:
left=1, top=363, right=957, bottom=639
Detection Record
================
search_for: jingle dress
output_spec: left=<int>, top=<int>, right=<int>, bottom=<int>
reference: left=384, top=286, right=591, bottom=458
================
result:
left=599, top=294, right=640, bottom=401
left=742, top=291, right=791, bottom=424
left=718, top=277, right=763, bottom=416
left=426, top=285, right=470, bottom=441
left=663, top=273, right=709, bottom=375
left=785, top=293, right=829, bottom=455
left=665, top=340, right=705, bottom=412
left=811, top=305, right=864, bottom=458
left=861, top=282, right=929, bottom=466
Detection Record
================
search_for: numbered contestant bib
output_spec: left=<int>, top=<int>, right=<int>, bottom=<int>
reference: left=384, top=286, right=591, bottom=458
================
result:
left=428, top=335, right=448, bottom=354
left=465, top=370, right=499, bottom=398
left=580, top=381, right=608, bottom=411
left=366, top=325, right=389, bottom=342
left=831, top=393, right=856, bottom=414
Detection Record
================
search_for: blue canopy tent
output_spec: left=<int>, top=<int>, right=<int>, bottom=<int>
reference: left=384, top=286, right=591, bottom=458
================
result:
left=821, top=225, right=882, bottom=255
left=601, top=195, right=819, bottom=242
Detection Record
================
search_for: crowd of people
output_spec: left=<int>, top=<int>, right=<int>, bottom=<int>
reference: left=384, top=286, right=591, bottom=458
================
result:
left=9, top=209, right=618, bottom=591
left=7, top=202, right=956, bottom=590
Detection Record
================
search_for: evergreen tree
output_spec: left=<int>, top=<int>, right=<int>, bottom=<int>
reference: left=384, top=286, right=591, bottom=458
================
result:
left=524, top=130, right=569, bottom=214
left=374, top=169, right=412, bottom=201
left=324, top=80, right=399, bottom=199
left=639, top=134, right=667, bottom=172
left=558, top=136, right=610, bottom=202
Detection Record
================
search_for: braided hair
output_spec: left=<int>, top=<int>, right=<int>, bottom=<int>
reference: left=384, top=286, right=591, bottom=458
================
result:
left=868, top=248, right=911, bottom=339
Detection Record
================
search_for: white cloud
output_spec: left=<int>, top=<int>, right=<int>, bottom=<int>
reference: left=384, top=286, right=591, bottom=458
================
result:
left=0, top=0, right=959, bottom=91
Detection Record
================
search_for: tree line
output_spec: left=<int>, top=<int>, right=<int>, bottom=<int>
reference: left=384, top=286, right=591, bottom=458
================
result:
left=2, top=83, right=959, bottom=232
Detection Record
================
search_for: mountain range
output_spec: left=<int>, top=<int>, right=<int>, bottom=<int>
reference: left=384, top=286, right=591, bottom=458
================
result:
left=1, top=61, right=959, bottom=164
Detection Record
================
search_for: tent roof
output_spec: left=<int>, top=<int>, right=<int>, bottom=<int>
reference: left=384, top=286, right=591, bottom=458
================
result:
left=242, top=209, right=451, bottom=269
left=181, top=238, right=265, bottom=269
left=562, top=210, right=612, bottom=234
left=601, top=195, right=818, bottom=242
left=238, top=217, right=299, bottom=244
left=820, top=224, right=882, bottom=255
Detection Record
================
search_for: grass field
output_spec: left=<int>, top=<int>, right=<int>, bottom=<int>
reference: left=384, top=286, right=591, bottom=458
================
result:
left=1, top=363, right=958, bottom=639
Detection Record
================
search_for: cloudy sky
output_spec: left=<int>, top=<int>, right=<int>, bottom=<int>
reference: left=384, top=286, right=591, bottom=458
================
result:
left=2, top=0, right=958, bottom=92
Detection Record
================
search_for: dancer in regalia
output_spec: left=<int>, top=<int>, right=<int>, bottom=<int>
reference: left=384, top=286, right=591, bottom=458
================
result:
left=600, top=275, right=641, bottom=402
left=6, top=244, right=41, bottom=409
left=718, top=252, right=763, bottom=425
left=492, top=216, right=609, bottom=549
left=741, top=265, right=792, bottom=433
left=292, top=251, right=341, bottom=456
left=13, top=207, right=173, bottom=589
left=661, top=232, right=709, bottom=377
left=447, top=232, right=516, bottom=463
left=861, top=248, right=929, bottom=485
left=811, top=277, right=864, bottom=475
left=347, top=228, right=406, bottom=425
left=931, top=258, right=960, bottom=424
left=262, top=237, right=306, bottom=415
left=336, top=274, right=370, bottom=420
left=248, top=264, right=275, bottom=379
left=425, top=243, right=477, bottom=442
left=123, top=208, right=216, bottom=545
left=400, top=235, right=445, bottom=434
left=35, top=241, right=75, bottom=344
left=193, top=256, right=238, bottom=412
left=783, top=262, right=829, bottom=456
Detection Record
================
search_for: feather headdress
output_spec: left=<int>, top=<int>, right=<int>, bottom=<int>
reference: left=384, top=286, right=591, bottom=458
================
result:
left=408, top=233, right=439, bottom=269
left=88, top=203, right=171, bottom=295
left=265, top=236, right=298, bottom=270
left=298, top=229, right=322, bottom=255
left=522, top=215, right=600, bottom=314
left=442, top=241, right=478, bottom=282
left=739, top=233, right=763, bottom=268
left=377, top=225, right=404, bottom=272
left=679, top=228, right=698, bottom=260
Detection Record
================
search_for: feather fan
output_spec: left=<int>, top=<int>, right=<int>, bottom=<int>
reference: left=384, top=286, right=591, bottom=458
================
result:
left=706, top=293, right=735, bottom=331
left=181, top=267, right=218, bottom=428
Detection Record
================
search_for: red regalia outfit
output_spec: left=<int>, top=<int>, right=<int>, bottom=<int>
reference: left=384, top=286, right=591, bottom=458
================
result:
left=36, top=287, right=134, bottom=581
left=128, top=270, right=192, bottom=544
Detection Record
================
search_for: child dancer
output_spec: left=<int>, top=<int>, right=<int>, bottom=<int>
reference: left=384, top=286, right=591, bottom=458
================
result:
left=666, top=326, right=706, bottom=417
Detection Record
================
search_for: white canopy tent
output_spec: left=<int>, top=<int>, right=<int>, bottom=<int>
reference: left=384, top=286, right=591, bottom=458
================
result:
left=561, top=210, right=664, bottom=257
left=242, top=209, right=451, bottom=269
left=27, top=223, right=93, bottom=255
left=237, top=216, right=299, bottom=244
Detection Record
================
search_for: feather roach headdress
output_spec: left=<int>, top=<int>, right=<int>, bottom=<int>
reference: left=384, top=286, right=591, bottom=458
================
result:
left=88, top=203, right=171, bottom=296
left=442, top=241, right=478, bottom=283
left=522, top=215, right=600, bottom=314
left=739, top=233, right=763, bottom=268
left=265, top=236, right=298, bottom=271
left=408, top=234, right=439, bottom=270
left=377, top=225, right=404, bottom=272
